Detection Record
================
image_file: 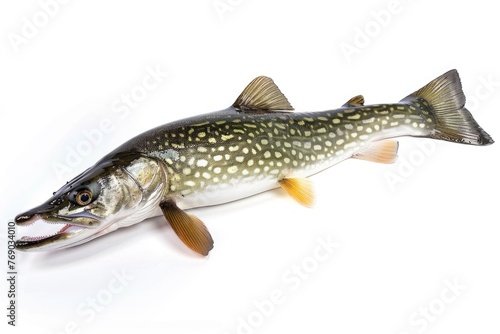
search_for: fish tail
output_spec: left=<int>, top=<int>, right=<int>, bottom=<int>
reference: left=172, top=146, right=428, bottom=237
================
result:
left=402, top=69, right=494, bottom=145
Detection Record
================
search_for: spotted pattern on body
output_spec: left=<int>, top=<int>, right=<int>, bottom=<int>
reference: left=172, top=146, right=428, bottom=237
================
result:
left=13, top=70, right=493, bottom=255
left=129, top=101, right=434, bottom=199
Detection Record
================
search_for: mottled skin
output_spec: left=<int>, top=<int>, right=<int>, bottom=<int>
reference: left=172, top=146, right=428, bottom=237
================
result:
left=13, top=70, right=493, bottom=253
left=111, top=101, right=432, bottom=209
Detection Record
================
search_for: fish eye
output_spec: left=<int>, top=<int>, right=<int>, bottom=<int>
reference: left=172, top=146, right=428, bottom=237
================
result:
left=68, top=181, right=101, bottom=207
left=75, top=190, right=93, bottom=206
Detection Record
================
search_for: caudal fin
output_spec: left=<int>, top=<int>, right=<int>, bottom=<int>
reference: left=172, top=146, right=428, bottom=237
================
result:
left=403, top=70, right=494, bottom=146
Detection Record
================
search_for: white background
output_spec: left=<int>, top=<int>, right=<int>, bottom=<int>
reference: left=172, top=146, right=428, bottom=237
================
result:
left=1, top=1, right=499, bottom=333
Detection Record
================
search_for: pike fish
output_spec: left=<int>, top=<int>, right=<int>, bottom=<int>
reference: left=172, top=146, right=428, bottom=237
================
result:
left=14, top=70, right=493, bottom=255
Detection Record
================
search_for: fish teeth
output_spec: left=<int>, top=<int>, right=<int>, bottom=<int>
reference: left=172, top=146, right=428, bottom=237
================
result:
left=20, top=235, right=54, bottom=242
left=16, top=218, right=69, bottom=241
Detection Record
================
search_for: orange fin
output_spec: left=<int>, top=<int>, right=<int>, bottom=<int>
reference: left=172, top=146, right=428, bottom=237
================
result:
left=343, top=95, right=365, bottom=107
left=160, top=199, right=214, bottom=256
left=278, top=178, right=315, bottom=208
left=352, top=140, right=399, bottom=164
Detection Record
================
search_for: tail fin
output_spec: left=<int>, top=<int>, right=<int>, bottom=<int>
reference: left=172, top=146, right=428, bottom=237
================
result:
left=402, top=69, right=494, bottom=145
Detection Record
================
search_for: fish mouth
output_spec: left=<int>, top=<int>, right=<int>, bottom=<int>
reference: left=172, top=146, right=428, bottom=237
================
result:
left=15, top=213, right=100, bottom=251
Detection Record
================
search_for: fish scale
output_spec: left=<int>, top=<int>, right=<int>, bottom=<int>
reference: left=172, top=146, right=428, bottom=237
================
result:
left=121, top=101, right=432, bottom=209
left=14, top=70, right=493, bottom=254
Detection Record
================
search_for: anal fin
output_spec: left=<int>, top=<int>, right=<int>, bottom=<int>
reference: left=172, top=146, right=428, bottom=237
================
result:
left=278, top=178, right=315, bottom=208
left=160, top=199, right=214, bottom=256
left=352, top=140, right=399, bottom=164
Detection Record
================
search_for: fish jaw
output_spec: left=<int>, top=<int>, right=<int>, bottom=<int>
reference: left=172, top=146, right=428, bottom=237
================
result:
left=14, top=154, right=168, bottom=251
left=15, top=213, right=102, bottom=251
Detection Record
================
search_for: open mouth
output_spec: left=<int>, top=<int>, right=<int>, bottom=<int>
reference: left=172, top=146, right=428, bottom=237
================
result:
left=15, top=215, right=88, bottom=250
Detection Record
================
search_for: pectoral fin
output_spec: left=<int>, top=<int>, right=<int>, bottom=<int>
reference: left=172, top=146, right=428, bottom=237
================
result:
left=160, top=199, right=214, bottom=256
left=278, top=178, right=315, bottom=208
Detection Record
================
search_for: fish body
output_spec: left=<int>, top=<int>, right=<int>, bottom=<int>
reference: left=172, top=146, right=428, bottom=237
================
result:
left=14, top=70, right=493, bottom=255
left=116, top=104, right=421, bottom=210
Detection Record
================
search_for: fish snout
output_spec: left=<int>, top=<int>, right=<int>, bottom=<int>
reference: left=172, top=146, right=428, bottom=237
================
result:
left=14, top=197, right=64, bottom=225
left=15, top=213, right=34, bottom=224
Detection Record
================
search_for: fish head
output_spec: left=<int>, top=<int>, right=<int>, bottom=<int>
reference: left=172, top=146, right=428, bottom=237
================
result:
left=14, top=153, right=166, bottom=251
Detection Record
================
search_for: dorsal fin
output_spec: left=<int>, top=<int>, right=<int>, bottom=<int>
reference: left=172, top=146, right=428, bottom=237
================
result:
left=343, top=95, right=365, bottom=107
left=233, top=76, right=294, bottom=112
